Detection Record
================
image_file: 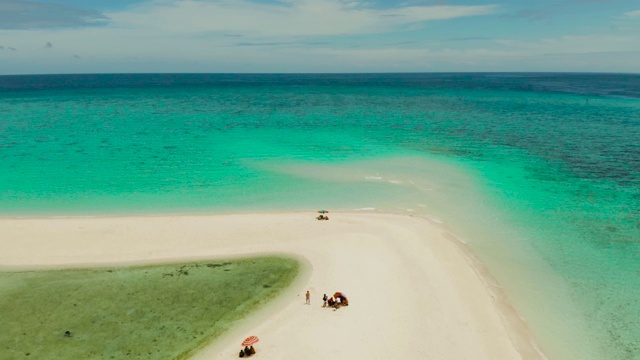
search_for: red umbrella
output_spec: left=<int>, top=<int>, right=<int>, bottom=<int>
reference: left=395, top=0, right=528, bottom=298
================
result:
left=241, top=336, right=259, bottom=346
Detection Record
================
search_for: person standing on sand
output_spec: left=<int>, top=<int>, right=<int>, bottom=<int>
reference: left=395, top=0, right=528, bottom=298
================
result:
left=305, top=290, right=310, bottom=305
left=322, top=293, right=328, bottom=307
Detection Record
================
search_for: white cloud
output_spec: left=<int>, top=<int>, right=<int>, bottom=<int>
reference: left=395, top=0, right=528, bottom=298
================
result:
left=494, top=34, right=640, bottom=54
left=107, top=0, right=497, bottom=37
left=1, top=0, right=639, bottom=73
left=623, top=10, right=640, bottom=18
left=0, top=0, right=497, bottom=66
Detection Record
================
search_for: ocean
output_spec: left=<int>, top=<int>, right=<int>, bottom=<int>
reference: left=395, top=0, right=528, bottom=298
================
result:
left=1, top=73, right=639, bottom=359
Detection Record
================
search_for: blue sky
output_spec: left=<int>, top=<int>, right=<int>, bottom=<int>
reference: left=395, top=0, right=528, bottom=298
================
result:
left=0, top=0, right=639, bottom=74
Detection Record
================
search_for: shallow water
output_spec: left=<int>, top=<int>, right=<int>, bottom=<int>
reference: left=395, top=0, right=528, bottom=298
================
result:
left=1, top=73, right=639, bottom=359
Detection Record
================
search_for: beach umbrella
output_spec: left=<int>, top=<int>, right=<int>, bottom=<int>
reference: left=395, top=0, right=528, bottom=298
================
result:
left=241, top=336, right=259, bottom=346
left=317, top=210, right=329, bottom=214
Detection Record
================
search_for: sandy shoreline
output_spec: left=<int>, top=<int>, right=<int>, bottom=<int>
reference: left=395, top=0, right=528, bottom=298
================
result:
left=0, top=212, right=543, bottom=359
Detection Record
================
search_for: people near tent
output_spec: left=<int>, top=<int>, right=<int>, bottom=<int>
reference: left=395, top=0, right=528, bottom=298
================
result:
left=329, top=292, right=348, bottom=308
left=316, top=214, right=329, bottom=220
left=239, top=349, right=245, bottom=358
left=321, top=292, right=349, bottom=310
left=244, top=346, right=252, bottom=357
left=250, top=346, right=256, bottom=355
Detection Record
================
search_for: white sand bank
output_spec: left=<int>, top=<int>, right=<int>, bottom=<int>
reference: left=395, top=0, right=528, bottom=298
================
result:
left=0, top=212, right=542, bottom=359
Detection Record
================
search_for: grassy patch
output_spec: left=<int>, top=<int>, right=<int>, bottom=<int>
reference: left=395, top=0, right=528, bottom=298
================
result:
left=0, top=257, right=299, bottom=359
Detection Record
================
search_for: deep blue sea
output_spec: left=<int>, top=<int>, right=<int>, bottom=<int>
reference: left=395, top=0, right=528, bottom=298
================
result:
left=1, top=73, right=639, bottom=359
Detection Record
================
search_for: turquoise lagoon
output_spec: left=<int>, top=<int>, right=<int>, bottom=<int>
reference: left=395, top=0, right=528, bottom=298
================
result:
left=1, top=73, right=639, bottom=359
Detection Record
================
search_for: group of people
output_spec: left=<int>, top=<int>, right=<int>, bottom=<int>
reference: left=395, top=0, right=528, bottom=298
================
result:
left=239, top=346, right=256, bottom=358
left=322, top=293, right=349, bottom=309
left=316, top=210, right=329, bottom=221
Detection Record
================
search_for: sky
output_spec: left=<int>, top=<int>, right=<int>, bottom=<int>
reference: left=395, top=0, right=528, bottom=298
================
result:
left=0, top=0, right=639, bottom=74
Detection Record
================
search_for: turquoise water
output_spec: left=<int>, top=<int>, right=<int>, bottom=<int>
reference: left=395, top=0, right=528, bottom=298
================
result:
left=1, top=73, right=639, bottom=359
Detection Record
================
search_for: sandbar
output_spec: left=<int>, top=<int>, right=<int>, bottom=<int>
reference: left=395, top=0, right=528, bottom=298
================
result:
left=0, top=212, right=543, bottom=359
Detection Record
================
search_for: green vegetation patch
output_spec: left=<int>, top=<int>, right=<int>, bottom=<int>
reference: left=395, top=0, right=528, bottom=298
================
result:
left=0, top=257, right=299, bottom=359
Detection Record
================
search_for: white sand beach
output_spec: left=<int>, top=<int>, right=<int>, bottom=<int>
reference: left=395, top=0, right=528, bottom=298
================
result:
left=0, top=212, right=543, bottom=359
